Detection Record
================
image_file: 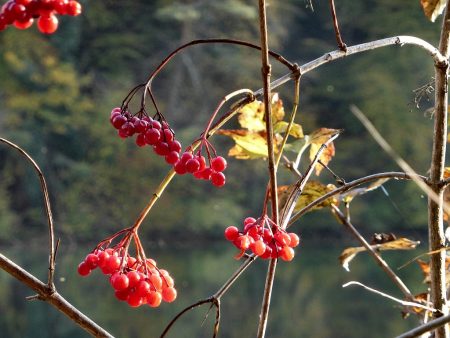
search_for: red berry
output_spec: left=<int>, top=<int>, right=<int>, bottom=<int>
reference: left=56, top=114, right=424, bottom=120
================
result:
left=234, top=235, right=250, bottom=250
left=136, top=280, right=151, bottom=298
left=107, top=255, right=121, bottom=273
left=112, top=273, right=129, bottom=291
left=97, top=251, right=110, bottom=269
left=180, top=152, right=193, bottom=164
left=134, top=120, right=148, bottom=133
left=115, top=289, right=129, bottom=301
left=224, top=226, right=239, bottom=241
left=288, top=233, right=300, bottom=248
left=152, top=120, right=162, bottom=129
left=154, top=142, right=170, bottom=156
left=210, top=171, right=226, bottom=187
left=185, top=158, right=200, bottom=173
left=147, top=291, right=162, bottom=307
left=85, top=253, right=99, bottom=269
left=77, top=262, right=91, bottom=276
left=66, top=0, right=82, bottom=16
left=13, top=17, right=33, bottom=29
left=174, top=161, right=187, bottom=175
left=145, top=128, right=160, bottom=145
left=127, top=270, right=141, bottom=287
left=54, top=0, right=69, bottom=14
left=252, top=240, right=266, bottom=256
left=162, top=287, right=177, bottom=303
left=163, top=128, right=174, bottom=142
left=274, top=231, right=291, bottom=246
left=168, top=140, right=182, bottom=153
left=280, top=246, right=295, bottom=261
left=37, top=14, right=58, bottom=34
left=149, top=274, right=163, bottom=291
left=200, top=168, right=212, bottom=180
left=127, top=291, right=143, bottom=307
left=211, top=156, right=227, bottom=172
left=120, top=122, right=135, bottom=137
left=136, top=133, right=147, bottom=147
left=165, top=151, right=179, bottom=164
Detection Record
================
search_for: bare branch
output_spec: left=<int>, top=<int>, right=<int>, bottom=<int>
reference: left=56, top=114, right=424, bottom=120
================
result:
left=328, top=0, right=347, bottom=51
left=0, top=138, right=56, bottom=290
left=395, top=314, right=450, bottom=338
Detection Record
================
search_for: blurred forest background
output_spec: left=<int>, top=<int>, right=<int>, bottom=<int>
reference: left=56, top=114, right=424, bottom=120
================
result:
left=0, top=1, right=446, bottom=337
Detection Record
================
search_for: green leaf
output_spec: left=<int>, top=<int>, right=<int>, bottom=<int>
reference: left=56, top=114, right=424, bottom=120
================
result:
left=273, top=121, right=304, bottom=138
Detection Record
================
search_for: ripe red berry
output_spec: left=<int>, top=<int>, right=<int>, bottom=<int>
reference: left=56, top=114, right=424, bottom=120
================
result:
left=210, top=171, right=226, bottom=187
left=127, top=270, right=141, bottom=288
left=136, top=133, right=147, bottom=147
left=288, top=233, right=300, bottom=248
left=66, top=0, right=82, bottom=16
left=165, top=151, right=180, bottom=164
left=145, top=128, right=160, bottom=145
left=13, top=17, right=33, bottom=29
left=185, top=158, right=200, bottom=173
left=147, top=291, right=162, bottom=307
left=85, top=253, right=99, bottom=269
left=107, top=255, right=121, bottom=273
left=115, top=289, right=129, bottom=301
left=162, top=287, right=177, bottom=303
left=252, top=240, right=266, bottom=256
left=234, top=235, right=250, bottom=250
left=224, top=226, right=239, bottom=241
left=168, top=140, right=182, bottom=153
left=211, top=156, right=227, bottom=172
left=154, top=142, right=170, bottom=156
left=112, top=273, right=129, bottom=291
left=149, top=274, right=163, bottom=291
left=280, top=246, right=295, bottom=261
left=37, top=14, right=58, bottom=34
left=77, top=262, right=91, bottom=276
left=127, top=291, right=143, bottom=307
left=136, top=280, right=151, bottom=298
left=174, top=160, right=187, bottom=175
left=97, top=251, right=110, bottom=269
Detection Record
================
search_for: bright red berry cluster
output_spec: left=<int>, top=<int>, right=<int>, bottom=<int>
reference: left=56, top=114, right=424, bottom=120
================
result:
left=174, top=150, right=227, bottom=187
left=225, top=216, right=300, bottom=261
left=78, top=229, right=177, bottom=308
left=0, top=0, right=82, bottom=34
left=110, top=107, right=183, bottom=164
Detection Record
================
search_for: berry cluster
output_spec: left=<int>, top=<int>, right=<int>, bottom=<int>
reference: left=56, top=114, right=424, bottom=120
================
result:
left=224, top=216, right=300, bottom=261
left=174, top=150, right=227, bottom=188
left=110, top=107, right=183, bottom=164
left=0, top=0, right=82, bottom=34
left=78, top=231, right=177, bottom=308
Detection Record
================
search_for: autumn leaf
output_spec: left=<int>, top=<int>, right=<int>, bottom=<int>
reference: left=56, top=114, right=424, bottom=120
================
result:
left=274, top=121, right=304, bottom=138
left=277, top=181, right=338, bottom=214
left=420, top=0, right=447, bottom=22
left=217, top=130, right=269, bottom=159
left=308, top=128, right=340, bottom=175
left=417, top=256, right=450, bottom=284
left=340, top=178, right=391, bottom=203
left=339, top=237, right=420, bottom=271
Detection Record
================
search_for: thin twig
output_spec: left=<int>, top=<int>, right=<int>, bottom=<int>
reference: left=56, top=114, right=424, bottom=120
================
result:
left=396, top=313, right=450, bottom=338
left=328, top=0, right=347, bottom=51
left=343, top=281, right=436, bottom=312
left=332, top=205, right=414, bottom=300
left=0, top=138, right=56, bottom=290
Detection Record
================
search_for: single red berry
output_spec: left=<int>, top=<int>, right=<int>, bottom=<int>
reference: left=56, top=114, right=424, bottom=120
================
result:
left=163, top=128, right=174, bottom=142
left=77, top=261, right=91, bottom=276
left=162, top=287, right=177, bottom=303
left=274, top=231, right=291, bottom=247
left=162, top=274, right=174, bottom=288
left=85, top=253, right=99, bottom=269
left=244, top=217, right=256, bottom=225
left=115, top=289, right=129, bottom=301
left=224, top=226, right=239, bottom=241
left=112, top=273, right=129, bottom=291
left=127, top=270, right=141, bottom=288
left=280, top=246, right=295, bottom=261
left=127, top=291, right=143, bottom=307
left=210, top=171, right=226, bottom=187
left=168, top=140, right=182, bottom=153
left=134, top=120, right=148, bottom=133
left=107, top=255, right=121, bottom=273
left=145, top=128, right=160, bottom=145
left=97, top=251, right=110, bottom=269
left=136, top=280, right=151, bottom=298
left=54, top=0, right=69, bottom=14
left=152, top=120, right=162, bottom=129
left=180, top=152, right=193, bottom=164
left=174, top=161, right=187, bottom=175
left=260, top=246, right=272, bottom=260
left=288, top=233, right=300, bottom=248
left=234, top=235, right=250, bottom=250
left=13, top=17, right=33, bottom=29
left=185, top=158, right=200, bottom=173
left=37, top=14, right=58, bottom=34
left=252, top=240, right=266, bottom=256
left=165, top=151, right=180, bottom=164
left=120, top=122, right=135, bottom=137
left=200, top=168, right=212, bottom=180
left=147, top=291, right=162, bottom=307
left=66, top=0, right=82, bottom=16
left=136, top=133, right=147, bottom=147
left=154, top=142, right=170, bottom=156
left=211, top=156, right=227, bottom=172
left=149, top=274, right=163, bottom=291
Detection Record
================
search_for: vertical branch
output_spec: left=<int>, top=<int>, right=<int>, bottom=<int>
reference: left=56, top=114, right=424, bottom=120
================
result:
left=329, top=0, right=347, bottom=51
left=257, top=1, right=279, bottom=337
left=429, top=2, right=450, bottom=338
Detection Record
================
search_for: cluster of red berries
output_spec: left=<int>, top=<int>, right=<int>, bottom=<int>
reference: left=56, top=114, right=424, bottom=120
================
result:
left=174, top=151, right=227, bottom=187
left=78, top=248, right=177, bottom=308
left=110, top=107, right=183, bottom=164
left=225, top=216, right=300, bottom=261
left=0, top=0, right=82, bottom=34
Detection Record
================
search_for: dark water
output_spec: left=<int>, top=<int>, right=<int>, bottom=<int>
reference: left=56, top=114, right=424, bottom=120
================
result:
left=0, top=235, right=427, bottom=338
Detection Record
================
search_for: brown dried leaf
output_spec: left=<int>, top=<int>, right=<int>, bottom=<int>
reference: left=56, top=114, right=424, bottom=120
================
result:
left=309, top=140, right=335, bottom=175
left=417, top=256, right=450, bottom=284
left=420, top=0, right=447, bottom=22
left=340, top=237, right=420, bottom=271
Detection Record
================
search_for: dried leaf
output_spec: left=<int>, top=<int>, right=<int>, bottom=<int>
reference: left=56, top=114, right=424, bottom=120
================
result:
left=277, top=182, right=337, bottom=215
left=307, top=128, right=340, bottom=175
left=340, top=237, right=420, bottom=271
left=218, top=130, right=268, bottom=159
left=340, top=178, right=391, bottom=203
left=420, top=0, right=447, bottom=22
left=417, top=256, right=450, bottom=284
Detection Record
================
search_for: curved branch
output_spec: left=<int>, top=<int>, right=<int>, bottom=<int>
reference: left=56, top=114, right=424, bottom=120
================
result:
left=289, top=172, right=422, bottom=226
left=254, top=35, right=447, bottom=97
left=0, top=138, right=56, bottom=290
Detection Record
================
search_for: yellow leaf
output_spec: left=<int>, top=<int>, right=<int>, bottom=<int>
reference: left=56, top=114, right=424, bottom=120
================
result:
left=340, top=237, right=420, bottom=271
left=218, top=130, right=268, bottom=159
left=421, top=0, right=447, bottom=22
left=308, top=128, right=340, bottom=175
left=273, top=121, right=304, bottom=138
left=277, top=181, right=338, bottom=214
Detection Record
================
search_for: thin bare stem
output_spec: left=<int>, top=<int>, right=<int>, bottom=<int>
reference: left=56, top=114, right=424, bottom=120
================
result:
left=256, top=1, right=279, bottom=336
left=329, top=0, right=347, bottom=51
left=0, top=253, right=113, bottom=337
left=396, top=313, right=450, bottom=338
left=0, top=138, right=56, bottom=290
left=429, top=2, right=450, bottom=337
left=332, top=205, right=413, bottom=299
